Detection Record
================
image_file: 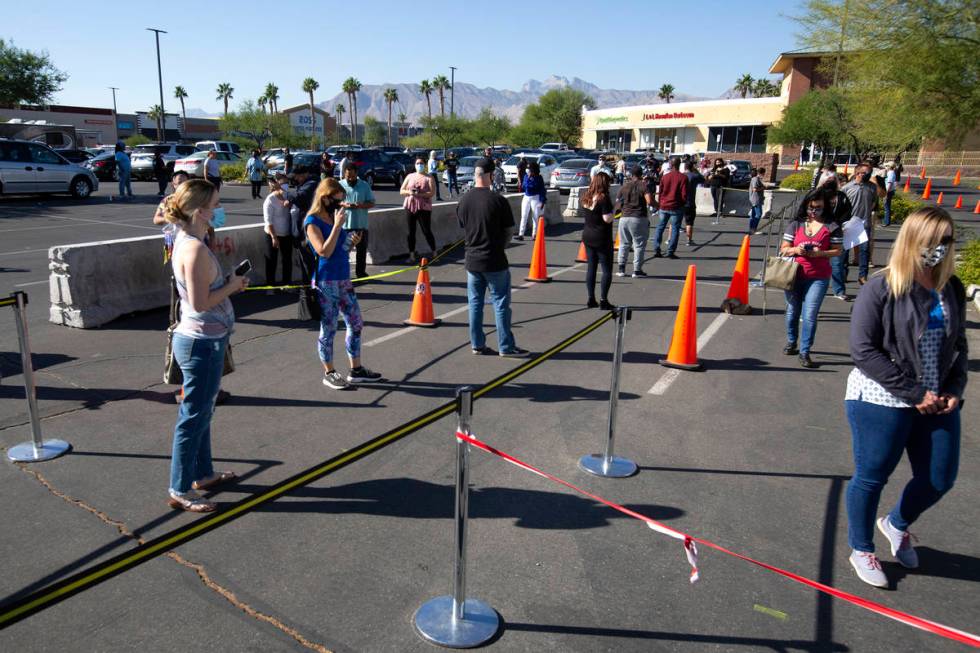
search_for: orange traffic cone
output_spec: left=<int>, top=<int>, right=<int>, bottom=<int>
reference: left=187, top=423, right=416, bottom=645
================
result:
left=936, top=191, right=944, bottom=205
left=575, top=241, right=588, bottom=263
left=794, top=159, right=799, bottom=171
left=525, top=218, right=551, bottom=282
left=919, top=167, right=926, bottom=179
left=952, top=169, right=961, bottom=186
left=403, top=258, right=440, bottom=327
left=954, top=195, right=963, bottom=209
left=843, top=162, right=849, bottom=175
left=614, top=228, right=620, bottom=250
left=723, top=235, right=751, bottom=311
left=660, top=265, right=702, bottom=371
left=921, top=178, right=932, bottom=200
left=974, top=200, right=980, bottom=214
left=902, top=177, right=911, bottom=193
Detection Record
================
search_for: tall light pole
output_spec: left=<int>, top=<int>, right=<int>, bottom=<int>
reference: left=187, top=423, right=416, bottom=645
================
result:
left=449, top=66, right=457, bottom=117
left=109, top=87, right=119, bottom=143
left=147, top=28, right=167, bottom=141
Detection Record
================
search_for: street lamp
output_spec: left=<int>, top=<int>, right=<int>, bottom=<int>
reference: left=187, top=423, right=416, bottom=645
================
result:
left=147, top=28, right=167, bottom=142
left=449, top=66, right=457, bottom=117
left=109, top=87, right=119, bottom=144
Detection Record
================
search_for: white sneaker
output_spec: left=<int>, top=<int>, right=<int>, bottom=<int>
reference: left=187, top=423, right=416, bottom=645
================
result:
left=849, top=550, right=888, bottom=588
left=877, top=516, right=919, bottom=568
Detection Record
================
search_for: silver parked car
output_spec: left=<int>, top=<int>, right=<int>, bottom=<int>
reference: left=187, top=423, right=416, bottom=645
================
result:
left=442, top=155, right=480, bottom=186
left=130, top=143, right=199, bottom=180
left=549, top=158, right=594, bottom=190
left=0, top=139, right=99, bottom=198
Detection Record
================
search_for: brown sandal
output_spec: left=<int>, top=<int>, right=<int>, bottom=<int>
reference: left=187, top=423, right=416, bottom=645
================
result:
left=168, top=489, right=216, bottom=513
left=192, top=471, right=237, bottom=492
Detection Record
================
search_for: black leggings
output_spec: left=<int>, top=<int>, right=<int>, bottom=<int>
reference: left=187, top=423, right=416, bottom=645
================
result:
left=263, top=233, right=294, bottom=286
left=585, top=243, right=613, bottom=302
left=406, top=209, right=436, bottom=255
left=251, top=181, right=263, bottom=199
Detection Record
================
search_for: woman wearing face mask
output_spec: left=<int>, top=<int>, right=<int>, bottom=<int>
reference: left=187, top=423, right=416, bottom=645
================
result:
left=305, top=178, right=383, bottom=390
left=399, top=157, right=436, bottom=264
left=706, top=158, right=730, bottom=218
left=844, top=207, right=966, bottom=588
left=165, top=180, right=247, bottom=512
left=780, top=189, right=843, bottom=368
left=517, top=160, right=546, bottom=241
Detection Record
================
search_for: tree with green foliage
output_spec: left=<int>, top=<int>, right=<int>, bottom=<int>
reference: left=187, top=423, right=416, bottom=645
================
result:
left=0, top=38, right=67, bottom=106
left=418, top=115, right=469, bottom=154
left=335, top=104, right=346, bottom=142
left=383, top=88, right=399, bottom=146
left=147, top=105, right=164, bottom=142
left=219, top=100, right=302, bottom=150
left=753, top=78, right=780, bottom=97
left=342, top=77, right=362, bottom=143
left=216, top=83, right=234, bottom=116
left=419, top=79, right=434, bottom=119
left=769, top=87, right=857, bottom=163
left=264, top=83, right=280, bottom=113
left=302, top=77, right=320, bottom=150
left=432, top=75, right=452, bottom=117
left=173, top=86, right=189, bottom=135
left=364, top=116, right=386, bottom=146
left=517, top=88, right=597, bottom=147
left=658, top=84, right=675, bottom=103
left=124, top=134, right=152, bottom=147
left=793, top=0, right=980, bottom=149
left=468, top=108, right=511, bottom=148
left=734, top=73, right=754, bottom=98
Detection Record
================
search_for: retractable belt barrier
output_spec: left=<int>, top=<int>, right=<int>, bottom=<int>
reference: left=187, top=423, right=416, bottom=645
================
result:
left=0, top=310, right=615, bottom=629
left=453, top=430, right=980, bottom=648
left=244, top=238, right=465, bottom=292
left=2, top=291, right=72, bottom=464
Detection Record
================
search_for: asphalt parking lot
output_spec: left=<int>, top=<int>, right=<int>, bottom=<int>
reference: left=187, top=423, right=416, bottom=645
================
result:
left=0, top=175, right=978, bottom=652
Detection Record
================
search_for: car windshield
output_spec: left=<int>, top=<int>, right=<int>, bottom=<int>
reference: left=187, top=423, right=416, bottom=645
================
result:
left=505, top=155, right=540, bottom=165
left=559, top=159, right=593, bottom=169
left=733, top=161, right=751, bottom=171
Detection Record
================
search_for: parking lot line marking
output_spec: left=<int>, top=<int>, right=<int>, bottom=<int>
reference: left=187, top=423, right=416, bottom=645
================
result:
left=364, top=263, right=583, bottom=349
left=0, top=247, right=53, bottom=258
left=647, top=313, right=729, bottom=395
left=14, top=280, right=48, bottom=287
left=43, top=215, right=160, bottom=231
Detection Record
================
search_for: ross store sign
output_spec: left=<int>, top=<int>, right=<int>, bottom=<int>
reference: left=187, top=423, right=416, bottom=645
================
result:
left=642, top=112, right=695, bottom=121
left=596, top=115, right=628, bottom=124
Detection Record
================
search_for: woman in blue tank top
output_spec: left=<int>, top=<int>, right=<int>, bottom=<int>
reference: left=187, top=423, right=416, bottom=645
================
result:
left=165, top=179, right=248, bottom=512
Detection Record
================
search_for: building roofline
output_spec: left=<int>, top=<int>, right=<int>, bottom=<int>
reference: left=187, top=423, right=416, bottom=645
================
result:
left=583, top=95, right=785, bottom=116
left=768, top=50, right=838, bottom=74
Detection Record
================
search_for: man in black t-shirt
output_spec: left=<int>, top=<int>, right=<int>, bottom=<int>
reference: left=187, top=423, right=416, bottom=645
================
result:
left=283, top=147, right=293, bottom=175
left=457, top=157, right=529, bottom=358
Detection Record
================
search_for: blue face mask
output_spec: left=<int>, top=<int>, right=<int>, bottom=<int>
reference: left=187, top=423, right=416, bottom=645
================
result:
left=210, top=207, right=226, bottom=228
left=415, top=164, right=426, bottom=174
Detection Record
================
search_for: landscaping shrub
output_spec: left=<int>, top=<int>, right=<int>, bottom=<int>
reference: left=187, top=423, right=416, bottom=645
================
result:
left=220, top=162, right=246, bottom=181
left=887, top=193, right=923, bottom=225
left=955, top=237, right=980, bottom=287
left=779, top=171, right=813, bottom=191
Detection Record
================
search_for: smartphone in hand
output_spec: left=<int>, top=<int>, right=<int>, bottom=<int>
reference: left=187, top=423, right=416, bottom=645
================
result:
left=234, top=259, right=252, bottom=276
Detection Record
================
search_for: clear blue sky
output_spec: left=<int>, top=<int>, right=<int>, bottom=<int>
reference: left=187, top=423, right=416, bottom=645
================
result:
left=5, top=0, right=802, bottom=114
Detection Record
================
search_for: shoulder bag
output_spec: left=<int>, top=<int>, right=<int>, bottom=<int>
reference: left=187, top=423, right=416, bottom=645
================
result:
left=764, top=255, right=799, bottom=290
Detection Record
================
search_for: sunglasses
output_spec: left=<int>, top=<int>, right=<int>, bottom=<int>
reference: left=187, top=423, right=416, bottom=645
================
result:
left=939, top=235, right=955, bottom=246
left=806, top=206, right=823, bottom=213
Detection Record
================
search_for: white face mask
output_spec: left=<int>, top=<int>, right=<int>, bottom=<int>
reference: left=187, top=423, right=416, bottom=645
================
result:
left=921, top=243, right=949, bottom=268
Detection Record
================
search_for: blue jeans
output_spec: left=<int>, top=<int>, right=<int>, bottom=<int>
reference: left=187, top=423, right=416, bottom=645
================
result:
left=118, top=170, right=132, bottom=197
left=170, top=333, right=227, bottom=493
left=467, top=269, right=515, bottom=352
left=653, top=209, right=683, bottom=255
left=783, top=276, right=829, bottom=354
left=748, top=203, right=762, bottom=232
left=830, top=245, right=869, bottom=295
left=882, top=190, right=895, bottom=226
left=845, top=400, right=960, bottom=552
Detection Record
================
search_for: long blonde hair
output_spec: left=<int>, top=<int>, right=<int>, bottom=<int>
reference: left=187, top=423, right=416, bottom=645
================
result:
left=884, top=207, right=956, bottom=297
left=309, top=178, right=344, bottom=217
left=162, top=179, right=216, bottom=226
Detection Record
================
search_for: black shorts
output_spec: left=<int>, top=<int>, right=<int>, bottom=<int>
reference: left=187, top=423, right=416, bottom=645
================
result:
left=683, top=206, right=696, bottom=227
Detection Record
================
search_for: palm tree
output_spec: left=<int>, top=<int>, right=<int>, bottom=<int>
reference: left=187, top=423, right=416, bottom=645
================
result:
left=658, top=84, right=675, bottom=103
left=258, top=95, right=268, bottom=113
left=419, top=79, right=433, bottom=119
left=397, top=111, right=407, bottom=142
left=335, top=103, right=346, bottom=142
left=216, top=83, right=234, bottom=116
left=302, top=77, right=320, bottom=149
left=734, top=74, right=754, bottom=98
left=432, top=75, right=451, bottom=117
left=342, top=77, right=361, bottom=144
left=383, top=88, right=399, bottom=146
left=173, top=86, right=188, bottom=136
left=753, top=78, right=778, bottom=97
left=147, top=104, right=163, bottom=142
left=264, top=83, right=280, bottom=113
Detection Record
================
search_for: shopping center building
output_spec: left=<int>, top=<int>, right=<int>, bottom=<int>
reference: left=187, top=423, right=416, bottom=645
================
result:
left=580, top=50, right=840, bottom=165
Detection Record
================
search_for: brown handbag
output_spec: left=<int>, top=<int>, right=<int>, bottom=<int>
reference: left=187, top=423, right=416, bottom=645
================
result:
left=763, top=255, right=799, bottom=291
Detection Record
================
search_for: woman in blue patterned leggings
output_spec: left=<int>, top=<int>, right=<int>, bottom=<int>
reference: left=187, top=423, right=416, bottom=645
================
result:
left=303, top=178, right=383, bottom=390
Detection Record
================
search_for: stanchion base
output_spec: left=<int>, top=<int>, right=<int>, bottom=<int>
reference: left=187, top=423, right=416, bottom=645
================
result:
left=578, top=454, right=638, bottom=478
left=414, top=595, right=500, bottom=648
left=7, top=439, right=71, bottom=463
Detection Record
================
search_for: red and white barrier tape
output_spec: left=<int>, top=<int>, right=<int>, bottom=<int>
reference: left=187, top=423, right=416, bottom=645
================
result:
left=455, top=431, right=980, bottom=648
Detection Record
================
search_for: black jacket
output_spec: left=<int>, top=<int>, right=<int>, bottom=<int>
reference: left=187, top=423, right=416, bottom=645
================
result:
left=850, top=274, right=968, bottom=404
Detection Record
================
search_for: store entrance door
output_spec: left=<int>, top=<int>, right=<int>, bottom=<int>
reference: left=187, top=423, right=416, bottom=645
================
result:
left=658, top=137, right=672, bottom=154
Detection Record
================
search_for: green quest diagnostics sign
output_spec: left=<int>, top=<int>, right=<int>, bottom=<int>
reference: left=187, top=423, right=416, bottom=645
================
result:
left=596, top=115, right=629, bottom=124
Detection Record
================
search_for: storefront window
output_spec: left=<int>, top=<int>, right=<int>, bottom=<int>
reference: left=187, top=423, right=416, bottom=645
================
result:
left=707, top=125, right=769, bottom=153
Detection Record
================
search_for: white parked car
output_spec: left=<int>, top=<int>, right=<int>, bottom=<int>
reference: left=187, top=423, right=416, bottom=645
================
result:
left=539, top=142, right=569, bottom=152
left=174, top=151, right=242, bottom=177
left=130, top=143, right=199, bottom=180
left=442, top=156, right=480, bottom=186
left=501, top=153, right=559, bottom=189
left=195, top=140, right=241, bottom=154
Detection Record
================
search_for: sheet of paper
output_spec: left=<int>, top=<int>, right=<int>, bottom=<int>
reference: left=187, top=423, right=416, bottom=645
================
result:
left=842, top=217, right=868, bottom=250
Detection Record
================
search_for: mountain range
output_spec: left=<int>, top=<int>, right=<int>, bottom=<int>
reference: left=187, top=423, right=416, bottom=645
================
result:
left=184, top=76, right=713, bottom=123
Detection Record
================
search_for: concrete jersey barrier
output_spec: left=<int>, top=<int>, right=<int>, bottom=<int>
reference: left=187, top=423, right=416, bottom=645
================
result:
left=48, top=189, right=563, bottom=328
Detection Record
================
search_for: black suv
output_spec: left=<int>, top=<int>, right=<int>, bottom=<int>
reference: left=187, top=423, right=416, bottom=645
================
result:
left=332, top=149, right=405, bottom=188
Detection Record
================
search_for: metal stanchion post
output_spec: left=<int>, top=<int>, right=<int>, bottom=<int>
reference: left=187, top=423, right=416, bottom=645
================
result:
left=579, top=307, right=637, bottom=478
left=6, top=292, right=71, bottom=463
left=414, top=386, right=499, bottom=648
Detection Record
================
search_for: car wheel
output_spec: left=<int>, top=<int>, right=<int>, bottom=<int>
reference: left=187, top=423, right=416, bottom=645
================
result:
left=71, top=177, right=93, bottom=199
left=364, top=174, right=374, bottom=189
